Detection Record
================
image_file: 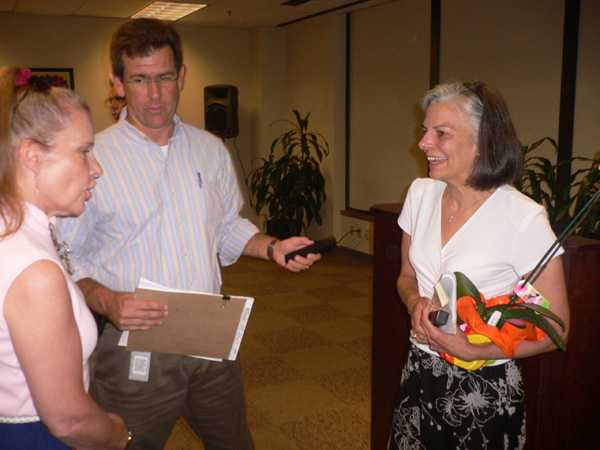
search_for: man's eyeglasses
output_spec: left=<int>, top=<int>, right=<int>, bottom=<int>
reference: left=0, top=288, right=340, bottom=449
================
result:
left=125, top=73, right=178, bottom=88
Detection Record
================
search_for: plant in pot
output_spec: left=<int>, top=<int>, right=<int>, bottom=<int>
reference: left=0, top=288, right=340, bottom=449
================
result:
left=518, top=136, right=599, bottom=239
left=248, top=110, right=330, bottom=239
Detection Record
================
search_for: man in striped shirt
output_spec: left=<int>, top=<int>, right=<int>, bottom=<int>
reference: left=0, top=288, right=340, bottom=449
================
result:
left=57, top=18, right=320, bottom=450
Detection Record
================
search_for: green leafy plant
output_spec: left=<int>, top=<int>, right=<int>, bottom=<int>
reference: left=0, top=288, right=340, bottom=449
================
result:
left=518, top=137, right=599, bottom=238
left=248, top=110, right=329, bottom=239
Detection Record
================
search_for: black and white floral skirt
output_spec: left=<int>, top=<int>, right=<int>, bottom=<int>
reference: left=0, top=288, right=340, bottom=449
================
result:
left=388, top=345, right=526, bottom=450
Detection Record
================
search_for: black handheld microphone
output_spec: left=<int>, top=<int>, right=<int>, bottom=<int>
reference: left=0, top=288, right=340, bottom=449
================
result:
left=284, top=237, right=337, bottom=263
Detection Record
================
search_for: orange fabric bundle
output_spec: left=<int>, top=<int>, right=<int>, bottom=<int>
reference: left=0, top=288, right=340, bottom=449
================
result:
left=454, top=294, right=545, bottom=358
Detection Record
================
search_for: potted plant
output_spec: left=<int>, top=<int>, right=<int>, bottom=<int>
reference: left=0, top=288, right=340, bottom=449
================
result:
left=518, top=136, right=599, bottom=238
left=514, top=138, right=600, bottom=450
left=248, top=110, right=330, bottom=239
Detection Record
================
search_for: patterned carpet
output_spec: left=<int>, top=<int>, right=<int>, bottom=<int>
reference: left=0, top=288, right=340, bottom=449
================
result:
left=164, top=247, right=373, bottom=450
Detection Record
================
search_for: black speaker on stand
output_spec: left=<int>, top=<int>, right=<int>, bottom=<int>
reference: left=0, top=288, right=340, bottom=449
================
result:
left=204, top=84, right=238, bottom=139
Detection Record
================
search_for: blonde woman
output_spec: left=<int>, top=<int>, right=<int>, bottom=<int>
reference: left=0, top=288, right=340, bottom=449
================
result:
left=0, top=67, right=129, bottom=449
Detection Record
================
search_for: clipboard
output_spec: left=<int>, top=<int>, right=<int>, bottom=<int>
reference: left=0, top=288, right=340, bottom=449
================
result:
left=125, top=281, right=253, bottom=361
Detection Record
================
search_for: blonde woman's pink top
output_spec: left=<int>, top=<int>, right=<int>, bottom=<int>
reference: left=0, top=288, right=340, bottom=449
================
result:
left=0, top=203, right=97, bottom=418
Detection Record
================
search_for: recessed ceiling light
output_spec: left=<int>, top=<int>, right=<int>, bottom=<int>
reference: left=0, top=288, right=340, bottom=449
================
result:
left=132, top=2, right=207, bottom=21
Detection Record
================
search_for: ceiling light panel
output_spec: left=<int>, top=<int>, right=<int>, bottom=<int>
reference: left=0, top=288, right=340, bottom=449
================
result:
left=132, top=2, right=207, bottom=21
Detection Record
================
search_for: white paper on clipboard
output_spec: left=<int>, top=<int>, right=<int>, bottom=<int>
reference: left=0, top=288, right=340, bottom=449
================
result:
left=120, top=278, right=254, bottom=361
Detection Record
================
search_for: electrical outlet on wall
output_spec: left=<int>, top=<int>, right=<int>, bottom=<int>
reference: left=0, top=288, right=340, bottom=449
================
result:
left=340, top=220, right=372, bottom=254
left=349, top=226, right=362, bottom=238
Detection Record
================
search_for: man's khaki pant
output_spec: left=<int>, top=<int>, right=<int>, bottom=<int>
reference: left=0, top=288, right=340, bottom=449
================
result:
left=90, top=325, right=254, bottom=450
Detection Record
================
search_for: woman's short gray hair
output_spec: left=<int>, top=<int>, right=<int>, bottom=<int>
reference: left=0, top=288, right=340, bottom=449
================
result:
left=420, top=81, right=522, bottom=190
left=421, top=82, right=484, bottom=144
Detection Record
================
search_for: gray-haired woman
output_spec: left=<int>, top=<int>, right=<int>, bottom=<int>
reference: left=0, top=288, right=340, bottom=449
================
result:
left=388, top=82, right=569, bottom=449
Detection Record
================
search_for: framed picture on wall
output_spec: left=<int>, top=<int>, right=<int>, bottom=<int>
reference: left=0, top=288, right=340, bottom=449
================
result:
left=30, top=67, right=75, bottom=89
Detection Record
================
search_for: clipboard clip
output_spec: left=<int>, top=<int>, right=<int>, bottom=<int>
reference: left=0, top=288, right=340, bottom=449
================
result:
left=221, top=294, right=231, bottom=308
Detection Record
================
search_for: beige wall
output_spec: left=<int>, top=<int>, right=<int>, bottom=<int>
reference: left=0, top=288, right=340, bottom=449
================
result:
left=177, top=25, right=257, bottom=216
left=254, top=13, right=372, bottom=252
left=176, top=25, right=255, bottom=155
left=0, top=11, right=347, bottom=242
left=0, top=13, right=116, bottom=130
left=441, top=0, right=564, bottom=154
left=249, top=15, right=361, bottom=248
left=349, top=0, right=431, bottom=211
left=286, top=13, right=346, bottom=241
left=0, top=13, right=256, bottom=131
left=246, top=27, right=289, bottom=226
left=574, top=0, right=600, bottom=162
left=250, top=27, right=288, bottom=163
left=343, top=0, right=598, bottom=254
left=0, top=12, right=257, bottom=215
left=1, top=1, right=597, bottom=255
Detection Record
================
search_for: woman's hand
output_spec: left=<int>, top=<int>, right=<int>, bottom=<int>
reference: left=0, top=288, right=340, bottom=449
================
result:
left=422, top=318, right=474, bottom=360
left=420, top=302, right=503, bottom=361
left=411, top=297, right=473, bottom=361
left=409, top=297, right=433, bottom=344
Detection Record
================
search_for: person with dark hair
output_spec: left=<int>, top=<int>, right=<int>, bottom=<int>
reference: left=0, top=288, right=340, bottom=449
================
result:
left=56, top=18, right=321, bottom=450
left=0, top=67, right=129, bottom=449
left=109, top=17, right=184, bottom=82
left=388, top=82, right=569, bottom=449
left=105, top=80, right=126, bottom=122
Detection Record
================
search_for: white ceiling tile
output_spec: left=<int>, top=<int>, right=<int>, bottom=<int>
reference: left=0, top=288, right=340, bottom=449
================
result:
left=1, top=0, right=388, bottom=27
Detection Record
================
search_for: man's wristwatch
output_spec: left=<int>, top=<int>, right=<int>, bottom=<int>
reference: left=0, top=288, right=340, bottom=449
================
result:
left=267, top=238, right=278, bottom=262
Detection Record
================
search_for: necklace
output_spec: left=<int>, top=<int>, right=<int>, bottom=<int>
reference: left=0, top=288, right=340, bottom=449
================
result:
left=49, top=223, right=74, bottom=275
left=445, top=194, right=489, bottom=224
